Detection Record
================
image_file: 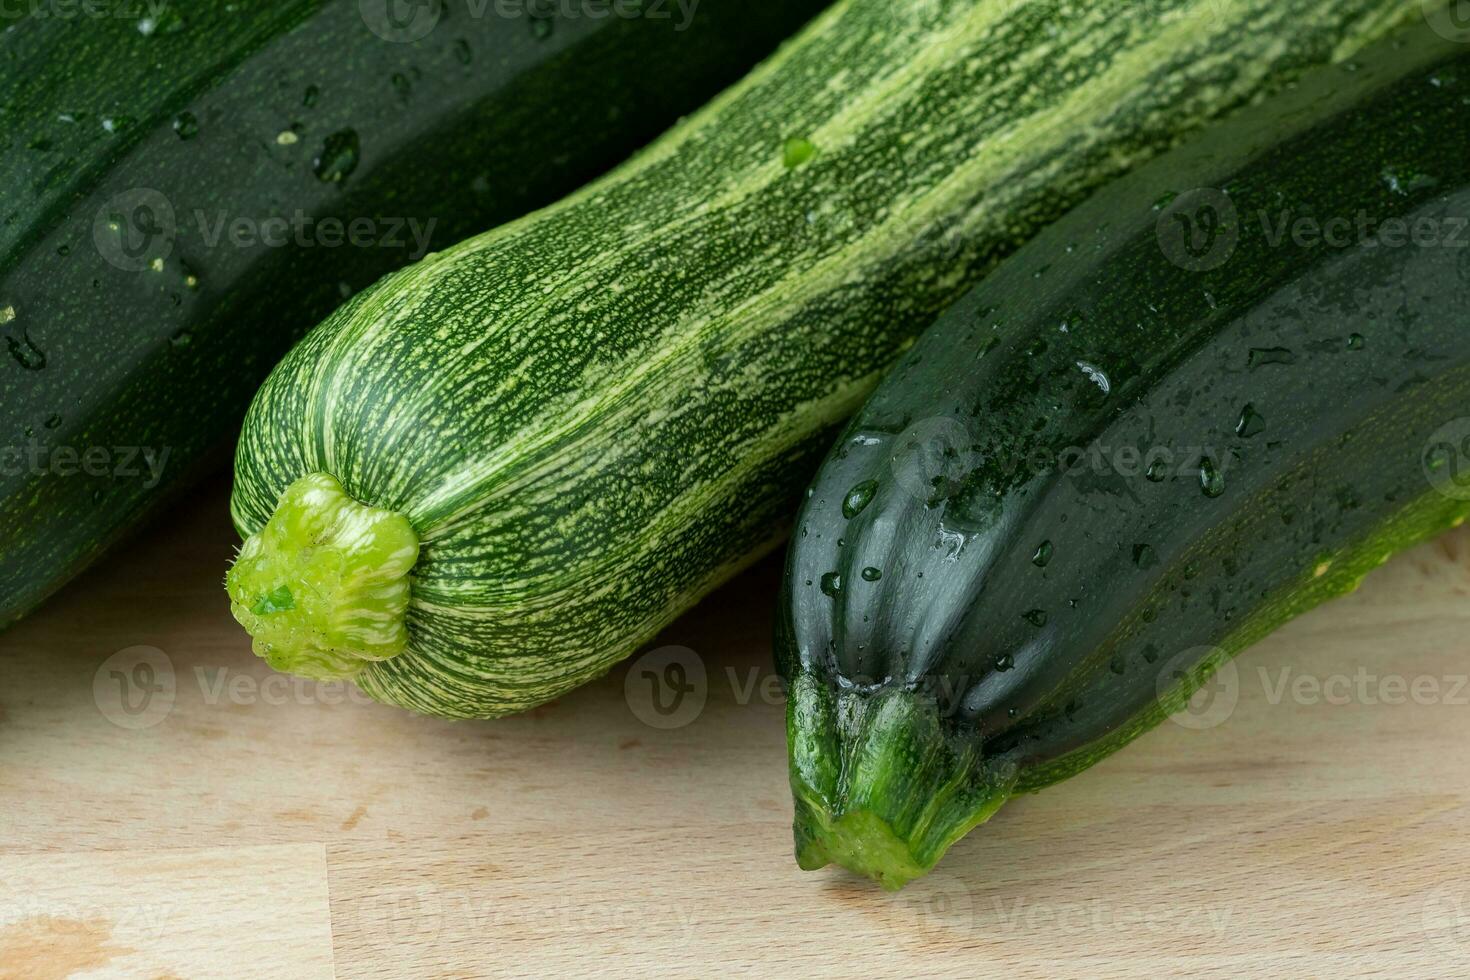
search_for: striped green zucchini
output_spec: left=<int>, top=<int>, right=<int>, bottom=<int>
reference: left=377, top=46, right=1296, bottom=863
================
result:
left=227, top=0, right=1426, bottom=718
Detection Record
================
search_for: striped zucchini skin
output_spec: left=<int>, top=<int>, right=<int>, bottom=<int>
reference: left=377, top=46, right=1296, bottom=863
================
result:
left=231, top=0, right=1427, bottom=719
left=780, top=29, right=1470, bottom=888
left=0, top=0, right=828, bottom=629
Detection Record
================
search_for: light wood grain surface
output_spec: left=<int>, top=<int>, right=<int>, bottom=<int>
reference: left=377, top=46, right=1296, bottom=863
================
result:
left=2, top=473, right=1470, bottom=978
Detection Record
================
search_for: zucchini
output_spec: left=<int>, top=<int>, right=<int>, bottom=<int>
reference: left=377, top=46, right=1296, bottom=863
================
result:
left=0, top=0, right=829, bottom=628
left=779, top=27, right=1470, bottom=889
left=226, top=0, right=1424, bottom=719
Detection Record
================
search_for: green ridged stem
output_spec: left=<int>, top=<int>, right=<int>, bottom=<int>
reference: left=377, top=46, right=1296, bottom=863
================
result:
left=225, top=473, right=419, bottom=681
left=789, top=673, right=1014, bottom=890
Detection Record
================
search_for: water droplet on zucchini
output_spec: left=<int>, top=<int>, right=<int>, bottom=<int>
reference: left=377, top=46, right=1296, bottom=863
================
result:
left=172, top=111, right=199, bottom=140
left=1032, top=540, right=1053, bottom=567
left=1199, top=456, right=1226, bottom=498
left=1247, top=347, right=1295, bottom=368
left=1023, top=609, right=1047, bottom=627
left=1235, top=403, right=1265, bottom=438
left=313, top=129, right=361, bottom=183
left=819, top=572, right=843, bottom=598
left=783, top=137, right=817, bottom=169
left=861, top=566, right=882, bottom=582
left=842, top=480, right=878, bottom=519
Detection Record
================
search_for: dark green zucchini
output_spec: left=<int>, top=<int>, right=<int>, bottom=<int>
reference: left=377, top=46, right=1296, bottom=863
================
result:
left=780, top=27, right=1470, bottom=888
left=0, top=0, right=828, bottom=628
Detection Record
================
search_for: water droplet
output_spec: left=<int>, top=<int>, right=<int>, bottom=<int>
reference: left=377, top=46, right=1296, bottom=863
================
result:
left=1381, top=167, right=1438, bottom=197
left=1235, top=403, right=1265, bottom=438
left=1023, top=609, right=1048, bottom=627
left=1247, top=347, right=1295, bottom=369
left=172, top=111, right=198, bottom=140
left=1346, top=333, right=1365, bottom=351
left=1132, top=543, right=1158, bottom=569
left=861, top=566, right=882, bottom=582
left=101, top=115, right=135, bottom=134
left=1032, top=540, right=1053, bottom=567
left=1145, top=456, right=1170, bottom=483
left=783, top=137, right=817, bottom=169
left=1199, top=456, right=1226, bottom=498
left=1141, top=644, right=1160, bottom=664
left=313, top=129, right=361, bottom=183
left=56, top=244, right=70, bottom=257
left=136, top=4, right=184, bottom=35
left=6, top=330, right=46, bottom=371
left=819, top=572, right=843, bottom=598
left=994, top=653, right=1015, bottom=672
left=1076, top=360, right=1110, bottom=395
left=842, top=479, right=878, bottom=519
left=43, top=413, right=61, bottom=429
left=935, top=526, right=967, bottom=561
left=170, top=328, right=193, bottom=348
left=1109, top=655, right=1127, bottom=676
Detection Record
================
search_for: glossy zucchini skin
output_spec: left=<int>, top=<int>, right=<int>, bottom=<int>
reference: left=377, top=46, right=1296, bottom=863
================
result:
left=227, top=0, right=1421, bottom=719
left=0, top=0, right=829, bottom=628
left=780, top=30, right=1470, bottom=889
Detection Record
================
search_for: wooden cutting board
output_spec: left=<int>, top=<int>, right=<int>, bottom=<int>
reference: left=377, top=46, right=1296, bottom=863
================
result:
left=2, top=473, right=1469, bottom=979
